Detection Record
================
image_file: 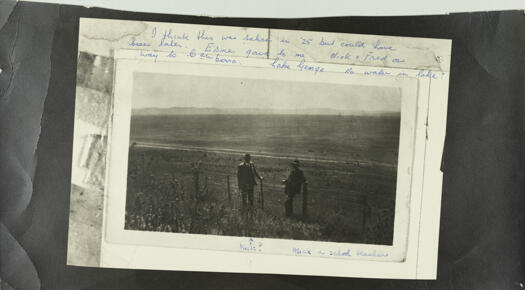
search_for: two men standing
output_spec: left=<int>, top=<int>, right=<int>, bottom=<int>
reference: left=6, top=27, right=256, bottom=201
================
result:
left=236, top=153, right=307, bottom=216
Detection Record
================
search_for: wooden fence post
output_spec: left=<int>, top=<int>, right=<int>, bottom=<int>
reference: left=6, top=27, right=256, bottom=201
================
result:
left=302, top=182, right=308, bottom=219
left=260, top=180, right=264, bottom=210
left=227, top=175, right=231, bottom=203
left=194, top=168, right=199, bottom=199
left=205, top=176, right=209, bottom=196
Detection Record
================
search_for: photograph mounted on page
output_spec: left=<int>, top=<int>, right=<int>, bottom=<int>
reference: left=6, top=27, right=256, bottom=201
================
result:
left=67, top=18, right=451, bottom=279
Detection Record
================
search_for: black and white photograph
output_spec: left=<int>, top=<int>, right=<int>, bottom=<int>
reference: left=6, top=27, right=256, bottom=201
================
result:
left=123, top=73, right=401, bottom=246
left=67, top=18, right=450, bottom=278
left=5, top=1, right=524, bottom=288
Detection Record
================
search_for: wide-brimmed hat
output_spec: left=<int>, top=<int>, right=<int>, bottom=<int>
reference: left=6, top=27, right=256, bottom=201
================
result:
left=291, top=159, right=300, bottom=166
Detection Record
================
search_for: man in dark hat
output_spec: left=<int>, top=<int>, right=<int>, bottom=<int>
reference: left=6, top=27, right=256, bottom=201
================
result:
left=283, top=159, right=307, bottom=217
left=237, top=153, right=263, bottom=207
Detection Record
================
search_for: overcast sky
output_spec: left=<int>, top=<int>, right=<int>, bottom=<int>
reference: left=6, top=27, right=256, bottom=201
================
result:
left=132, top=73, right=401, bottom=113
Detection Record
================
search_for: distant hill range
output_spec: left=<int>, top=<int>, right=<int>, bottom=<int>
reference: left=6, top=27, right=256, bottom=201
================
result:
left=132, top=107, right=399, bottom=116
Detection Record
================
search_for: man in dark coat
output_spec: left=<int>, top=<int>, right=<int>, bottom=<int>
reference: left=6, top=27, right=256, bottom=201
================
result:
left=237, top=153, right=262, bottom=207
left=283, top=159, right=307, bottom=217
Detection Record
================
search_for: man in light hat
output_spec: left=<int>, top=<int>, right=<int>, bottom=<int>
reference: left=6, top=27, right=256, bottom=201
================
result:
left=237, top=153, right=263, bottom=207
left=283, top=159, right=307, bottom=217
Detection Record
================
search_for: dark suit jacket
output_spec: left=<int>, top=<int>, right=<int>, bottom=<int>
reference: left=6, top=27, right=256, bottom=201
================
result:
left=237, top=162, right=261, bottom=187
left=284, top=168, right=306, bottom=195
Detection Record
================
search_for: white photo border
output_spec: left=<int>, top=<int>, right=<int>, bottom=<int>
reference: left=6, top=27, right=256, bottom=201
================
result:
left=100, top=49, right=433, bottom=276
